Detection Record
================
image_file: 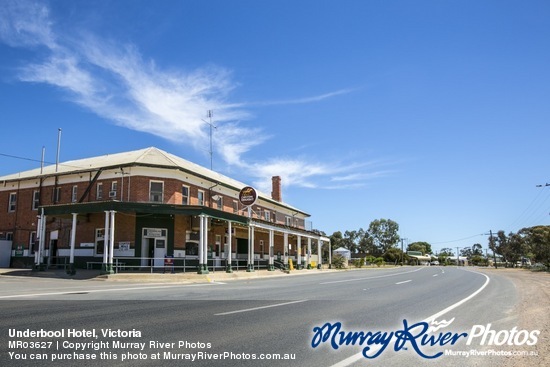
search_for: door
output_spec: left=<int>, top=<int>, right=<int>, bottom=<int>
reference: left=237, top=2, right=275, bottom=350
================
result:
left=154, top=239, right=166, bottom=267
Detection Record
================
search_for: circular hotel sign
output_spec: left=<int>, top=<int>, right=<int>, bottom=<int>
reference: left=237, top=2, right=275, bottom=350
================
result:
left=239, top=186, right=257, bottom=207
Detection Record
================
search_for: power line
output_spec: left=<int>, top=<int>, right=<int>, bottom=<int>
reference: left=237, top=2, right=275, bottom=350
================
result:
left=431, top=233, right=484, bottom=245
left=0, top=152, right=48, bottom=165
left=510, top=184, right=550, bottom=230
left=0, top=152, right=92, bottom=172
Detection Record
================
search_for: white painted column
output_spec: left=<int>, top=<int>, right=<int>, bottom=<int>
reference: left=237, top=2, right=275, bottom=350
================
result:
left=103, top=211, right=110, bottom=267
left=283, top=232, right=289, bottom=268
left=203, top=216, right=209, bottom=272
left=68, top=213, right=77, bottom=275
left=108, top=210, right=116, bottom=271
left=35, top=210, right=45, bottom=268
left=198, top=216, right=203, bottom=272
left=247, top=225, right=255, bottom=272
left=297, top=235, right=302, bottom=269
left=226, top=221, right=233, bottom=273
left=307, top=237, right=312, bottom=268
left=268, top=229, right=275, bottom=271
left=317, top=239, right=322, bottom=269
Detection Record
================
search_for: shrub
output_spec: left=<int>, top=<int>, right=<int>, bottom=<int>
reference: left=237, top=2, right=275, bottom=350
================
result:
left=331, top=254, right=347, bottom=269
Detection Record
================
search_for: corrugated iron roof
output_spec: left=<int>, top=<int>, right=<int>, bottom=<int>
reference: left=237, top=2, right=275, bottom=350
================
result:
left=0, top=147, right=309, bottom=216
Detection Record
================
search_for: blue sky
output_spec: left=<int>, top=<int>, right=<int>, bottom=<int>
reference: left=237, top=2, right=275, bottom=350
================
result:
left=1, top=0, right=549, bottom=253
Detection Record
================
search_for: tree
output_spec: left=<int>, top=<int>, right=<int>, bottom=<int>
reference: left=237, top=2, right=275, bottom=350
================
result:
left=472, top=243, right=483, bottom=256
left=437, top=248, right=454, bottom=265
left=407, top=241, right=432, bottom=255
left=383, top=247, right=404, bottom=264
left=330, top=231, right=344, bottom=251
left=368, top=219, right=400, bottom=254
left=439, top=248, right=454, bottom=256
left=521, top=225, right=550, bottom=268
left=490, top=230, right=528, bottom=267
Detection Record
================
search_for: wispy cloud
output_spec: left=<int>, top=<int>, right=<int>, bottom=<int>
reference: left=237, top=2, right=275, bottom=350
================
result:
left=1, top=0, right=255, bottom=162
left=250, top=89, right=355, bottom=106
left=0, top=0, right=56, bottom=48
left=0, top=0, right=394, bottom=191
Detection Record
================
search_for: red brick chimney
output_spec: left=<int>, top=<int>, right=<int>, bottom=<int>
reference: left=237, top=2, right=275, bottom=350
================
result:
left=271, top=176, right=282, bottom=202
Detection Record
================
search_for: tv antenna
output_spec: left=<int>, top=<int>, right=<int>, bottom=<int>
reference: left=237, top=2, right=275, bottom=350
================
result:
left=203, top=110, right=217, bottom=170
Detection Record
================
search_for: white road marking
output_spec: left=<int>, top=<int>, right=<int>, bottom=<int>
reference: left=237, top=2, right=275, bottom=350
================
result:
left=0, top=283, right=218, bottom=299
left=329, top=269, right=491, bottom=367
left=319, top=267, right=424, bottom=285
left=214, top=300, right=308, bottom=316
left=395, top=280, right=412, bottom=285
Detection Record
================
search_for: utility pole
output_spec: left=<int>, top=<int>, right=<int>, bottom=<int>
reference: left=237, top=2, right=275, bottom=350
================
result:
left=490, top=230, right=497, bottom=269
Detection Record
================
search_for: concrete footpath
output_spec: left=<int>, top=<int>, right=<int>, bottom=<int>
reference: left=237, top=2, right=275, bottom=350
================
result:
left=0, top=266, right=341, bottom=283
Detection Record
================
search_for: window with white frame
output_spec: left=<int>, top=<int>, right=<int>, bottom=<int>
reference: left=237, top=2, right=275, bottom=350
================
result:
left=32, top=190, right=40, bottom=210
left=264, top=211, right=270, bottom=222
left=8, top=193, right=16, bottom=212
left=285, top=216, right=291, bottom=226
left=198, top=190, right=205, bottom=206
left=72, top=185, right=78, bottom=202
left=109, top=181, right=118, bottom=198
left=232, top=200, right=239, bottom=214
left=182, top=185, right=189, bottom=205
left=150, top=181, right=164, bottom=202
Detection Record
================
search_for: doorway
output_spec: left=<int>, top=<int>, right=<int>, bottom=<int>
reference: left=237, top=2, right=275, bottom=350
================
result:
left=141, top=228, right=167, bottom=267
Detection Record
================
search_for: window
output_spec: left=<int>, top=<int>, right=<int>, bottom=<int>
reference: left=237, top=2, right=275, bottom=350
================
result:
left=264, top=211, right=270, bottom=222
left=185, top=242, right=198, bottom=256
left=149, top=181, right=164, bottom=202
left=285, top=216, right=291, bottom=226
left=53, top=187, right=61, bottom=203
left=96, top=183, right=103, bottom=200
left=109, top=181, right=118, bottom=198
left=72, top=185, right=78, bottom=202
left=95, top=229, right=105, bottom=256
left=214, top=195, right=223, bottom=210
left=8, top=193, right=16, bottom=212
left=29, top=232, right=37, bottom=255
left=232, top=200, right=239, bottom=214
left=198, top=190, right=205, bottom=206
left=182, top=185, right=189, bottom=205
left=6, top=232, right=13, bottom=241
left=272, top=211, right=276, bottom=223
left=32, top=191, right=40, bottom=210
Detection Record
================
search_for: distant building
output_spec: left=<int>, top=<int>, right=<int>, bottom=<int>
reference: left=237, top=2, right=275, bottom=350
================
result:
left=407, top=251, right=432, bottom=265
left=0, top=147, right=329, bottom=272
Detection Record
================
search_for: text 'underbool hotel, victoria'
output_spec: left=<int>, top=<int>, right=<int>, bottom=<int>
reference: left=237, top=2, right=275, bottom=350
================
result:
left=0, top=147, right=330, bottom=274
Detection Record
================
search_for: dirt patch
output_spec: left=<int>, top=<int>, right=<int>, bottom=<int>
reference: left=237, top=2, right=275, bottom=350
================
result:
left=476, top=268, right=550, bottom=366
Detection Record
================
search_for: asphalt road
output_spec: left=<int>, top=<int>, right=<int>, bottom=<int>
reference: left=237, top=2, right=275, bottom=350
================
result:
left=0, top=266, right=525, bottom=367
